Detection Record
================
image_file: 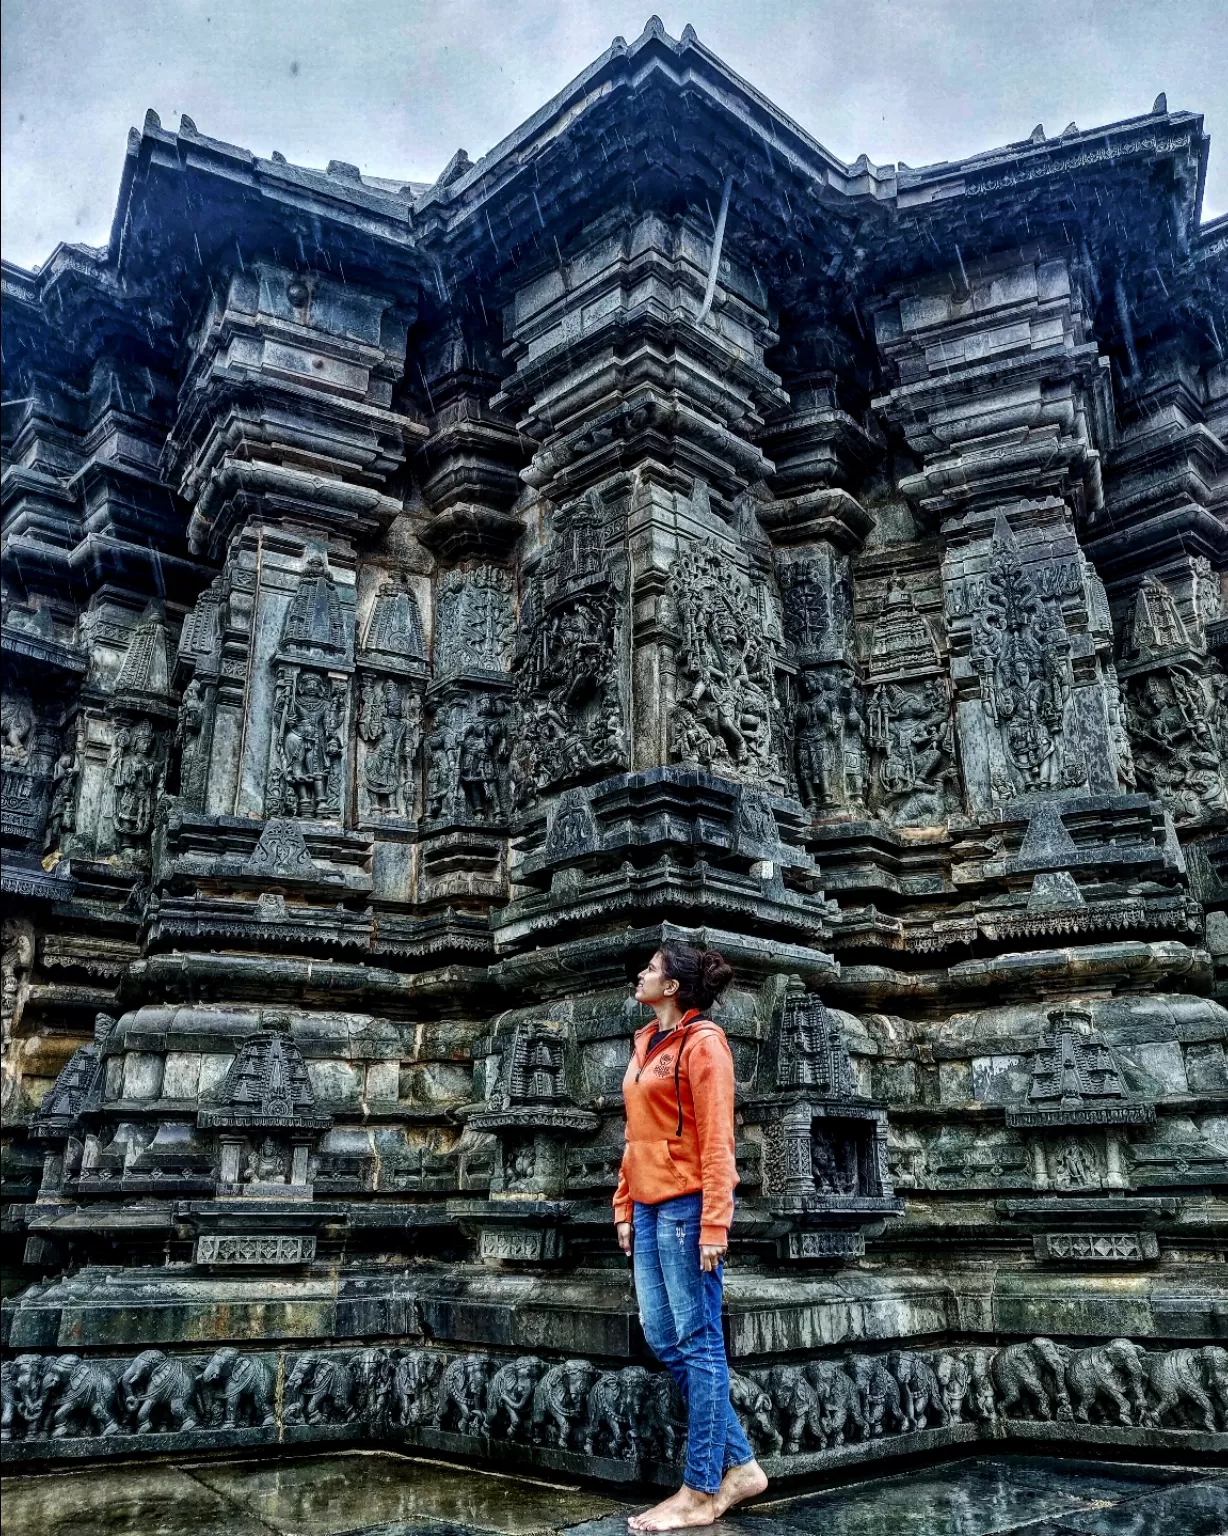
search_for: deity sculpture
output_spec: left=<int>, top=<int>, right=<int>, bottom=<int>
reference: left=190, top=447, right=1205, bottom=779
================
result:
left=110, top=719, right=161, bottom=847
left=270, top=670, right=344, bottom=819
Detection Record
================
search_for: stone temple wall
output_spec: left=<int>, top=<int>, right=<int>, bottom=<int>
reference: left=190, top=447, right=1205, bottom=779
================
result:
left=2, top=18, right=1225, bottom=1480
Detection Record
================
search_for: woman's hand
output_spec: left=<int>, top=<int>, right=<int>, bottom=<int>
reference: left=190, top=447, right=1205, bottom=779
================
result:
left=616, top=1221, right=633, bottom=1256
left=700, top=1242, right=726, bottom=1273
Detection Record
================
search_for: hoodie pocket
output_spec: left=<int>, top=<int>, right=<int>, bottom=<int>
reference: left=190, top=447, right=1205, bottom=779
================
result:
left=623, top=1139, right=689, bottom=1198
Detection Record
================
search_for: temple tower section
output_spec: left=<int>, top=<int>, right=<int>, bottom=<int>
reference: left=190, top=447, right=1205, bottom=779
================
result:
left=871, top=252, right=1127, bottom=818
left=489, top=213, right=830, bottom=966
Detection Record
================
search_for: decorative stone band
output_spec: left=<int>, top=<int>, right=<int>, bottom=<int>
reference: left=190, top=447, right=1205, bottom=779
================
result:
left=1034, top=1232, right=1159, bottom=1263
left=1006, top=1104, right=1156, bottom=1128
left=2, top=1337, right=1223, bottom=1477
left=194, top=1235, right=316, bottom=1266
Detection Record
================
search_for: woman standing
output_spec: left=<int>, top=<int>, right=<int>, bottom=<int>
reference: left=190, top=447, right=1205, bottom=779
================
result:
left=614, top=942, right=768, bottom=1530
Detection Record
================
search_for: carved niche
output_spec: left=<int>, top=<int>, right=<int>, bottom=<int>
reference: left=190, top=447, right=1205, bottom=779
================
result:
left=666, top=539, right=782, bottom=783
left=862, top=580, right=959, bottom=827
left=173, top=573, right=227, bottom=811
left=742, top=984, right=901, bottom=1259
left=512, top=491, right=627, bottom=805
left=970, top=517, right=1086, bottom=801
left=198, top=1028, right=332, bottom=1193
left=1006, top=1007, right=1154, bottom=1194
left=265, top=554, right=352, bottom=822
left=1, top=676, right=48, bottom=846
left=794, top=670, right=867, bottom=814
left=422, top=692, right=509, bottom=825
left=356, top=579, right=428, bottom=819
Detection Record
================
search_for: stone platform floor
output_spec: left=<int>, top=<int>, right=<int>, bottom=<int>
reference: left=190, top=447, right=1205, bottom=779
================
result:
left=2, top=1451, right=1225, bottom=1536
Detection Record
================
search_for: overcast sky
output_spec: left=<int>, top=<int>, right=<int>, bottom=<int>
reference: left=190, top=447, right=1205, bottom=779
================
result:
left=3, top=0, right=1225, bottom=270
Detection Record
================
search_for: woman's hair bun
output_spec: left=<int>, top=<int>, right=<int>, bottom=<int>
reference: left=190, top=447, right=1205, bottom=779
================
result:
left=658, top=940, right=733, bottom=1011
left=700, top=949, right=734, bottom=996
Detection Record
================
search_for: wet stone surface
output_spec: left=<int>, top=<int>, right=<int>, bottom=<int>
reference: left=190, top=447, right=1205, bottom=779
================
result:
left=2, top=1452, right=1225, bottom=1536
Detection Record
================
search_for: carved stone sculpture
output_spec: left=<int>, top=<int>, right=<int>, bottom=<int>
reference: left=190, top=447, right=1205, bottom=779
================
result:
left=119, top=1350, right=199, bottom=1433
left=484, top=1355, right=543, bottom=1439
left=843, top=1353, right=904, bottom=1437
left=990, top=1339, right=1073, bottom=1422
left=396, top=1349, right=444, bottom=1427
left=109, top=719, right=162, bottom=850
left=1126, top=664, right=1227, bottom=823
left=437, top=1353, right=492, bottom=1435
left=803, top=1361, right=865, bottom=1447
left=867, top=678, right=957, bottom=825
left=729, top=1371, right=783, bottom=1454
left=531, top=1358, right=598, bottom=1449
left=972, top=518, right=1085, bottom=799
left=583, top=1365, right=651, bottom=1458
left=1060, top=1338, right=1147, bottom=1427
left=667, top=540, right=780, bottom=782
left=268, top=669, right=346, bottom=819
left=285, top=1351, right=354, bottom=1425
left=1143, top=1346, right=1228, bottom=1432
left=199, top=1348, right=275, bottom=1428
left=37, top=1355, right=121, bottom=1439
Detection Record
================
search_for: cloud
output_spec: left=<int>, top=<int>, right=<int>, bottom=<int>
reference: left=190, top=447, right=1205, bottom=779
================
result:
left=2, top=0, right=1224, bottom=269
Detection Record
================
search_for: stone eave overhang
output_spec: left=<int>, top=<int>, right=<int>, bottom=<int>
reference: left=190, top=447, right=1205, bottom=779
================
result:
left=1, top=17, right=1221, bottom=384
left=867, top=109, right=1210, bottom=296
left=412, top=17, right=898, bottom=301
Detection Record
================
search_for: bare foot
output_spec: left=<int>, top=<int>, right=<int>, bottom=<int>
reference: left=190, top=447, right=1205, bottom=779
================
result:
left=627, top=1484, right=717, bottom=1531
left=713, top=1459, right=768, bottom=1515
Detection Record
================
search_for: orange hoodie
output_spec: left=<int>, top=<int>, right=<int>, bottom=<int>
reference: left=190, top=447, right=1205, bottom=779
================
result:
left=612, top=1011, right=739, bottom=1246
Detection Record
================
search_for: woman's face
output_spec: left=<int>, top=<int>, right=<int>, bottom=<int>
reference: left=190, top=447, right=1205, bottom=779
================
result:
left=634, top=950, right=678, bottom=1007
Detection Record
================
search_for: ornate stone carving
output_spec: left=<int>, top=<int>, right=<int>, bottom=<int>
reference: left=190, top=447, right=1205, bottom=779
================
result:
left=434, top=566, right=514, bottom=678
left=667, top=540, right=780, bottom=782
left=199, top=1348, right=275, bottom=1428
left=199, top=1031, right=331, bottom=1132
left=2, top=1335, right=1222, bottom=1452
left=358, top=676, right=420, bottom=816
left=119, top=1351, right=199, bottom=1433
left=266, top=669, right=346, bottom=819
left=356, top=580, right=428, bottom=819
left=1126, top=663, right=1227, bottom=824
left=514, top=515, right=626, bottom=802
left=794, top=670, right=866, bottom=813
left=1129, top=574, right=1189, bottom=657
left=1, top=683, right=34, bottom=765
left=775, top=990, right=856, bottom=1095
left=866, top=678, right=958, bottom=825
left=107, top=718, right=164, bottom=852
left=971, top=517, right=1085, bottom=799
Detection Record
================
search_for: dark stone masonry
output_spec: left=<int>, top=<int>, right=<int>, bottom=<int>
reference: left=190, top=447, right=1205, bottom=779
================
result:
left=1, top=16, right=1225, bottom=1488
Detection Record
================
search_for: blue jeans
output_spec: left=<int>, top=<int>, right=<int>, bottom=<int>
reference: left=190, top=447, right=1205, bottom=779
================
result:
left=632, top=1192, right=754, bottom=1493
